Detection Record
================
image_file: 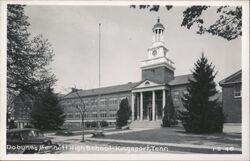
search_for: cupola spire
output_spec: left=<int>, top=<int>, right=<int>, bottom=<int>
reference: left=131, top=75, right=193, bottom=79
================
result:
left=152, top=17, right=165, bottom=45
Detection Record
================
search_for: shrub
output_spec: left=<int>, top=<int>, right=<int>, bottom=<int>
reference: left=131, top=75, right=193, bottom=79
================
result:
left=91, top=121, right=97, bottom=128
left=85, top=121, right=91, bottom=128
left=162, top=94, right=177, bottom=127
left=116, top=98, right=131, bottom=128
left=100, top=120, right=108, bottom=127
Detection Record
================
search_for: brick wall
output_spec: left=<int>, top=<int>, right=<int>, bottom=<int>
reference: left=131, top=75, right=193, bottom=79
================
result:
left=222, top=85, right=242, bottom=123
left=61, top=91, right=132, bottom=123
left=142, top=66, right=174, bottom=84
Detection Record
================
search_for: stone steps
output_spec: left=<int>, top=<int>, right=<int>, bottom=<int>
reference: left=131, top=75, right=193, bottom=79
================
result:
left=129, top=120, right=162, bottom=129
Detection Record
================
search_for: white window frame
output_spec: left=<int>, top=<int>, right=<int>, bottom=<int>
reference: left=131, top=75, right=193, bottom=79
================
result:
left=99, top=99, right=106, bottom=106
left=109, top=98, right=118, bottom=105
left=234, top=85, right=241, bottom=98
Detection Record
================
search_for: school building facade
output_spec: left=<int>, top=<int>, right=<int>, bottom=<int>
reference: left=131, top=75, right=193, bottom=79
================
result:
left=60, top=18, right=194, bottom=128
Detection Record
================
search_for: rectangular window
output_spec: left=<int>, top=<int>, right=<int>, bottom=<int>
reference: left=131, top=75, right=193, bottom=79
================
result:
left=91, top=112, right=98, bottom=118
left=100, top=110, right=107, bottom=118
left=75, top=113, right=80, bottom=119
left=84, top=113, right=89, bottom=118
left=109, top=110, right=117, bottom=118
left=67, top=113, right=74, bottom=119
left=234, top=85, right=241, bottom=98
left=99, top=99, right=107, bottom=106
left=109, top=98, right=118, bottom=105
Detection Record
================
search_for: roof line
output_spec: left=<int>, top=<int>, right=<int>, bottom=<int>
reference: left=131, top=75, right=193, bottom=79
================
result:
left=219, top=69, right=242, bottom=85
left=174, top=73, right=192, bottom=77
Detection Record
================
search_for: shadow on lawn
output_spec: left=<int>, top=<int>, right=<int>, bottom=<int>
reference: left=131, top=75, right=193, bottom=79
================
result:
left=172, top=128, right=241, bottom=145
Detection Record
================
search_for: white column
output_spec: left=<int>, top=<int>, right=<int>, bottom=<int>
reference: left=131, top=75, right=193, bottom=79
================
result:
left=147, top=107, right=149, bottom=120
left=140, top=92, right=143, bottom=120
left=131, top=93, right=135, bottom=121
left=156, top=104, right=158, bottom=120
left=157, top=30, right=159, bottom=41
left=136, top=95, right=140, bottom=120
left=152, top=91, right=155, bottom=120
left=162, top=90, right=166, bottom=118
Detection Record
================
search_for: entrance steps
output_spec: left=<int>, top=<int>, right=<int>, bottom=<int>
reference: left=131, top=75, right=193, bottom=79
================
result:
left=129, top=120, right=162, bottom=129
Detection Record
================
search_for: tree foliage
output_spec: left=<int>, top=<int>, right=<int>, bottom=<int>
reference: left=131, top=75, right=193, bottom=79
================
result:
left=30, top=87, right=65, bottom=131
left=116, top=98, right=131, bottom=128
left=162, top=93, right=177, bottom=127
left=179, top=54, right=223, bottom=133
left=7, top=5, right=56, bottom=109
left=130, top=5, right=241, bottom=40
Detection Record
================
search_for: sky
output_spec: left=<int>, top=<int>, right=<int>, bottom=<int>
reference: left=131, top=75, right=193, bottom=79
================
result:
left=24, top=5, right=241, bottom=94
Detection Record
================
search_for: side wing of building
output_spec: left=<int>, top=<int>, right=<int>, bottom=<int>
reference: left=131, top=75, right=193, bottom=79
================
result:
left=60, top=83, right=137, bottom=129
left=219, top=70, right=242, bottom=123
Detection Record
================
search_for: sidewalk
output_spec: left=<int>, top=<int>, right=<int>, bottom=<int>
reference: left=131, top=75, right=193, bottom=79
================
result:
left=87, top=127, right=242, bottom=154
left=46, top=127, right=242, bottom=154
left=86, top=137, right=241, bottom=154
left=46, top=128, right=154, bottom=144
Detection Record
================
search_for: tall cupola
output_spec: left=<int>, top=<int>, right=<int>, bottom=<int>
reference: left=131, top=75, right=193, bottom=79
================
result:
left=140, top=17, right=175, bottom=84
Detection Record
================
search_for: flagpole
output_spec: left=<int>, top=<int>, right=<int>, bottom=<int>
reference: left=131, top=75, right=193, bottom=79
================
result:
left=98, top=23, right=101, bottom=129
left=99, top=23, right=101, bottom=88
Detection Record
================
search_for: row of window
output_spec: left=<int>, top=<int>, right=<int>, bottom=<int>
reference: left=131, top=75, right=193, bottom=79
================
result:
left=62, top=97, right=128, bottom=108
left=66, top=110, right=117, bottom=119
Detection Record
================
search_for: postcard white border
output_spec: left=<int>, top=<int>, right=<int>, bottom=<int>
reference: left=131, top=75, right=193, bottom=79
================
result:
left=0, top=0, right=249, bottom=160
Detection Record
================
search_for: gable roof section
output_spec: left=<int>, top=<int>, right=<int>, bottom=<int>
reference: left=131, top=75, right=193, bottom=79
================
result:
left=63, top=82, right=139, bottom=99
left=219, top=70, right=242, bottom=87
left=133, top=79, right=164, bottom=90
left=168, top=74, right=193, bottom=86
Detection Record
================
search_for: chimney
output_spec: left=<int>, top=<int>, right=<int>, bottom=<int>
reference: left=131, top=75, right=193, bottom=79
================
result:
left=71, top=88, right=79, bottom=92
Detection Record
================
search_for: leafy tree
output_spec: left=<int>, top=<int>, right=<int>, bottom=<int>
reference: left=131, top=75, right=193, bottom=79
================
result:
left=116, top=98, right=131, bottom=128
left=30, top=87, right=65, bottom=131
left=7, top=5, right=56, bottom=110
left=179, top=54, right=223, bottom=133
left=130, top=5, right=241, bottom=40
left=162, top=93, right=177, bottom=127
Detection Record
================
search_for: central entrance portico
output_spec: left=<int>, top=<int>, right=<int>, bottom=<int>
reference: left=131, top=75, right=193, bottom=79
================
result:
left=131, top=79, right=168, bottom=121
left=130, top=17, right=175, bottom=125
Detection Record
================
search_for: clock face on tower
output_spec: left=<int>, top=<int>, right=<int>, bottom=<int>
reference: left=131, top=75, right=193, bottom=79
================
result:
left=152, top=50, right=157, bottom=56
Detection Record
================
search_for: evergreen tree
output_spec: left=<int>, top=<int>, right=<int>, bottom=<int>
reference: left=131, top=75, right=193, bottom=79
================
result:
left=8, top=120, right=17, bottom=129
left=116, top=98, right=131, bottom=128
left=30, top=87, right=65, bottom=131
left=162, top=93, right=177, bottom=127
left=179, top=54, right=223, bottom=133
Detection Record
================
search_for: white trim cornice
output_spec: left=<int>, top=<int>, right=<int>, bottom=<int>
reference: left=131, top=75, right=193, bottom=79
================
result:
left=132, top=85, right=168, bottom=93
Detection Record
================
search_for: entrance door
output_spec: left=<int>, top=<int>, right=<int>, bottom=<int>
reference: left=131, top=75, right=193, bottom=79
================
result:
left=148, top=105, right=152, bottom=121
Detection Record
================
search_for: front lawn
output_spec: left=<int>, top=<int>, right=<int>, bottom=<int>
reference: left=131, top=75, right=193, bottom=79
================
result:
left=104, top=127, right=241, bottom=148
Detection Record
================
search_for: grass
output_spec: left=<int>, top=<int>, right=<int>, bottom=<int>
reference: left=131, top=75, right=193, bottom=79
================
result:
left=103, top=127, right=241, bottom=148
